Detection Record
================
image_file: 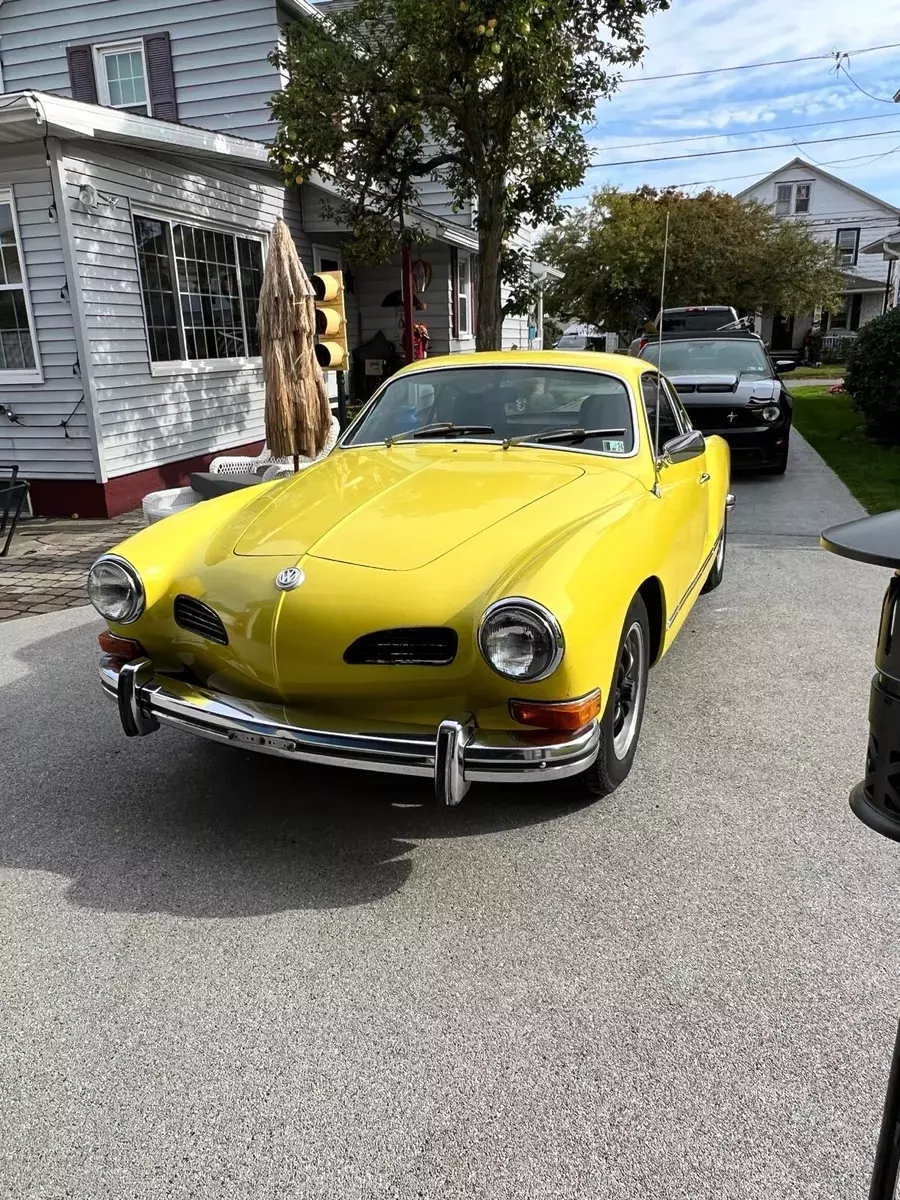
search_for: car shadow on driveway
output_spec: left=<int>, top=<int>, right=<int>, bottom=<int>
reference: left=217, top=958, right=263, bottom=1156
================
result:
left=1, top=623, right=586, bottom=919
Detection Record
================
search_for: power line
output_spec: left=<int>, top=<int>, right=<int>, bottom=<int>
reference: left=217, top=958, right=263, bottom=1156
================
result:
left=590, top=110, right=900, bottom=154
left=618, top=41, right=900, bottom=84
left=835, top=59, right=897, bottom=105
left=591, top=125, right=900, bottom=167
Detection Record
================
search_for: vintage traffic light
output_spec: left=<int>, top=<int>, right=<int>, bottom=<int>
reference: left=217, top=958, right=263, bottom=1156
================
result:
left=311, top=270, right=348, bottom=371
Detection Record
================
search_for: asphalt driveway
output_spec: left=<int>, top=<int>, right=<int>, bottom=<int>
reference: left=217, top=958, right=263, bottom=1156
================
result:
left=2, top=433, right=898, bottom=1199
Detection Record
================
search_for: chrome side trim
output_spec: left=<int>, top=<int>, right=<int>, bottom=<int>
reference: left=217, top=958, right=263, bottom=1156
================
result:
left=101, top=657, right=599, bottom=802
left=666, top=530, right=723, bottom=629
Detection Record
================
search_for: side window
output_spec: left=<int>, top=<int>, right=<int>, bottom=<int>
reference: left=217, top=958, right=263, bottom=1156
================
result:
left=641, top=374, right=680, bottom=453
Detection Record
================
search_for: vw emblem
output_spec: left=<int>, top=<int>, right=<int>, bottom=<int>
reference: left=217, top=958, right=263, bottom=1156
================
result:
left=275, top=567, right=304, bottom=591
left=727, top=411, right=738, bottom=423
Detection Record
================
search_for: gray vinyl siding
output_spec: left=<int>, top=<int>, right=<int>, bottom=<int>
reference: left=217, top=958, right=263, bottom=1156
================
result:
left=0, top=149, right=95, bottom=480
left=61, top=141, right=311, bottom=478
left=0, top=0, right=283, bottom=142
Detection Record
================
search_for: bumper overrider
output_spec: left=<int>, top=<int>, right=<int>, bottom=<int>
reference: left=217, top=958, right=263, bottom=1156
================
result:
left=100, top=656, right=600, bottom=806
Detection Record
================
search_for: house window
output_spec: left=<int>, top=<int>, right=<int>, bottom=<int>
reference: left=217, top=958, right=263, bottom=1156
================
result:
left=836, top=227, right=860, bottom=267
left=774, top=181, right=812, bottom=216
left=0, top=189, right=41, bottom=382
left=457, top=253, right=471, bottom=336
left=133, top=214, right=265, bottom=365
left=829, top=299, right=848, bottom=330
left=94, top=42, right=149, bottom=115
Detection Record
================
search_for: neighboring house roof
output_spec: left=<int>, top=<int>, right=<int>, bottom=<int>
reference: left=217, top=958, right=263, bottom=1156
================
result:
left=737, top=157, right=900, bottom=216
left=862, top=229, right=900, bottom=258
left=840, top=270, right=888, bottom=293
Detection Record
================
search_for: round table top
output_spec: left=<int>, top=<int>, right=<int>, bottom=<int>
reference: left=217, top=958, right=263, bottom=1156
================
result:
left=820, top=510, right=900, bottom=569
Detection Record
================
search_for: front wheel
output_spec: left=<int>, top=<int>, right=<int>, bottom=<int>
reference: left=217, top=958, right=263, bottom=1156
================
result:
left=567, top=593, right=650, bottom=801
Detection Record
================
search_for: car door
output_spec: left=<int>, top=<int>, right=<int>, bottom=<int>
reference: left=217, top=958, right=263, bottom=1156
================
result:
left=640, top=374, right=710, bottom=617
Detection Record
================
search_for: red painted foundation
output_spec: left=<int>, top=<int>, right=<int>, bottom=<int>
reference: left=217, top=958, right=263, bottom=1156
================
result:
left=27, top=440, right=265, bottom=518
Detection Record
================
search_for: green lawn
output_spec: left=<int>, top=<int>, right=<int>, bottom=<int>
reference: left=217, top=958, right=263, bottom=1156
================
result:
left=792, top=387, right=900, bottom=513
left=789, top=363, right=845, bottom=379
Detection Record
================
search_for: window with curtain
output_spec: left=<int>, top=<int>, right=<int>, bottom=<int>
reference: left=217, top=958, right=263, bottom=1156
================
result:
left=133, top=215, right=264, bottom=364
left=835, top=227, right=860, bottom=267
left=0, top=191, right=40, bottom=379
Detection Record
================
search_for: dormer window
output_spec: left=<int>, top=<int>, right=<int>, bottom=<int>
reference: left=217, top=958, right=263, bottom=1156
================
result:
left=95, top=42, right=150, bottom=115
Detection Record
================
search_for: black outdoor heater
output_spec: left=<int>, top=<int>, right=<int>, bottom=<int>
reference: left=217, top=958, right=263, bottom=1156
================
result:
left=821, top=509, right=900, bottom=1199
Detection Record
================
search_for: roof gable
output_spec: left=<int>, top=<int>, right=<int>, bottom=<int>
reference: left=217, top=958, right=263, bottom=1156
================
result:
left=737, top=157, right=900, bottom=216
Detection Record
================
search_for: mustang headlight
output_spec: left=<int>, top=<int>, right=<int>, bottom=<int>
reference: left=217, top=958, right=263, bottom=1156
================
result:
left=478, top=598, right=564, bottom=682
left=87, top=555, right=145, bottom=624
left=761, top=405, right=781, bottom=423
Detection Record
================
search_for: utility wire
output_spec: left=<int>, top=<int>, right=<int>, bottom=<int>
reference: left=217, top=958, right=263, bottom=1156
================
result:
left=591, top=125, right=900, bottom=167
left=618, top=41, right=900, bottom=84
left=834, top=58, right=897, bottom=105
left=590, top=110, right=900, bottom=153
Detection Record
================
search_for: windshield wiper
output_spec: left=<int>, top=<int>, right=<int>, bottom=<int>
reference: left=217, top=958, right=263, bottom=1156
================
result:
left=502, top=426, right=627, bottom=449
left=386, top=422, right=495, bottom=446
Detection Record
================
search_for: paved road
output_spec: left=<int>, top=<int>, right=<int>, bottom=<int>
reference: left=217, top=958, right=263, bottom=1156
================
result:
left=3, top=434, right=899, bottom=1199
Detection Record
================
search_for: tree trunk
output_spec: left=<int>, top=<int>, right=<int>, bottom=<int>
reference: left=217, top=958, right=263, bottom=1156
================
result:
left=475, top=187, right=505, bottom=352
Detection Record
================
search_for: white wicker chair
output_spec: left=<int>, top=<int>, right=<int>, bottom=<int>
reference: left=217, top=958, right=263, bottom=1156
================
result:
left=209, top=415, right=340, bottom=478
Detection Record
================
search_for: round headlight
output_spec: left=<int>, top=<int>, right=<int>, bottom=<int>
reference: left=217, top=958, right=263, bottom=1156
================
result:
left=761, top=405, right=781, bottom=423
left=478, top=599, right=564, bottom=682
left=87, top=555, right=144, bottom=623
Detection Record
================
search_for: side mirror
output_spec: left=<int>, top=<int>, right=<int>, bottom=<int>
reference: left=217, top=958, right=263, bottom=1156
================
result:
left=659, top=428, right=705, bottom=465
left=775, top=359, right=796, bottom=373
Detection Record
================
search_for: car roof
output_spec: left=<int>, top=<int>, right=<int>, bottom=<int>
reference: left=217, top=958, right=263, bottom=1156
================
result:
left=396, top=349, right=655, bottom=382
left=662, top=305, right=735, bottom=313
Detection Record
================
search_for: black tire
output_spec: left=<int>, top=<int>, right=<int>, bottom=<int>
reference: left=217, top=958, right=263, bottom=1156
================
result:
left=701, top=518, right=727, bottom=594
left=566, top=593, right=650, bottom=801
left=762, top=444, right=789, bottom=475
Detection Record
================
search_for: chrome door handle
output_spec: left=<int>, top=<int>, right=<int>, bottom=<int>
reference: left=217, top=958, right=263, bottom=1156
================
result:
left=699, top=472, right=710, bottom=484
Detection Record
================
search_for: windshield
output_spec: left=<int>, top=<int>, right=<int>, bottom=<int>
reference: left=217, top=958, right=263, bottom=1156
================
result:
left=660, top=310, right=736, bottom=333
left=640, top=338, right=773, bottom=378
left=344, top=366, right=636, bottom=454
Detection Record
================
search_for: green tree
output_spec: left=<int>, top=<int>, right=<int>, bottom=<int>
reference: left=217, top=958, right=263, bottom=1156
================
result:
left=269, top=0, right=668, bottom=351
left=538, top=186, right=844, bottom=335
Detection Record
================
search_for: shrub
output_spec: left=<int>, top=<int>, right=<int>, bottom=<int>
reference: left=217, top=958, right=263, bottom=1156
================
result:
left=844, top=307, right=900, bottom=444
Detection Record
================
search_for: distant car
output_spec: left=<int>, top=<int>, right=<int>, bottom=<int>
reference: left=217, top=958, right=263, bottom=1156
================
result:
left=638, top=331, right=795, bottom=474
left=555, top=325, right=617, bottom=352
left=629, top=307, right=744, bottom=356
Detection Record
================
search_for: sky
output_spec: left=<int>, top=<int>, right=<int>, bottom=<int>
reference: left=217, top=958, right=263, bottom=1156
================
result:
left=567, top=0, right=900, bottom=208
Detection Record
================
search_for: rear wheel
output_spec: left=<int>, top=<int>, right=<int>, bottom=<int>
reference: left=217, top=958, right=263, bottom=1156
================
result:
left=566, top=594, right=650, bottom=801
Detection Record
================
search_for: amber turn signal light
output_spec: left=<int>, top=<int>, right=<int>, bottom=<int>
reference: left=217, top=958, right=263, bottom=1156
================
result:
left=509, top=690, right=602, bottom=732
left=98, top=631, right=143, bottom=660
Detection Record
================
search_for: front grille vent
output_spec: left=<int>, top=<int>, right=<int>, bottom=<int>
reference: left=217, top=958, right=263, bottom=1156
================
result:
left=344, top=627, right=458, bottom=665
left=674, top=383, right=696, bottom=394
left=696, top=383, right=735, bottom=393
left=174, top=594, right=229, bottom=645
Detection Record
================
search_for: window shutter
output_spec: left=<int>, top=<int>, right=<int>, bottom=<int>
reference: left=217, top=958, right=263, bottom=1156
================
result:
left=144, top=32, right=178, bottom=121
left=66, top=44, right=98, bottom=104
left=449, top=247, right=459, bottom=339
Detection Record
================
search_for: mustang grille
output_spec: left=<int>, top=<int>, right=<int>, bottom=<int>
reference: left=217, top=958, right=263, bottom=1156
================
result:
left=344, top=627, right=458, bottom=665
left=173, top=595, right=229, bottom=645
left=674, top=382, right=735, bottom=394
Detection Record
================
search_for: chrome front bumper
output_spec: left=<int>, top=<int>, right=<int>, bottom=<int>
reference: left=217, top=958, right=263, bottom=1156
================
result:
left=99, top=657, right=600, bottom=806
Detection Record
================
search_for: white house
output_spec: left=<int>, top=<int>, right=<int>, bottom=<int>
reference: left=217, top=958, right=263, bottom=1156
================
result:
left=738, top=157, right=900, bottom=354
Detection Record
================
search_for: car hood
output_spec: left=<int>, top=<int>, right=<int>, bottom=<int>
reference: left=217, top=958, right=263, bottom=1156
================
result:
left=669, top=374, right=780, bottom=406
left=233, top=445, right=586, bottom=570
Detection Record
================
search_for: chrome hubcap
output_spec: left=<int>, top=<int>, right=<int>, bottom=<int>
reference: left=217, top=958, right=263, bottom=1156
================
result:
left=613, top=621, right=645, bottom=759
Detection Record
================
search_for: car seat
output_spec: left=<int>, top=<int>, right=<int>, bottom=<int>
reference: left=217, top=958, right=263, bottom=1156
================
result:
left=578, top=393, right=634, bottom=451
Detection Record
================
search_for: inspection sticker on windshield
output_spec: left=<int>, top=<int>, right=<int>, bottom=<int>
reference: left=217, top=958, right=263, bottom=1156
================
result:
left=602, top=438, right=625, bottom=453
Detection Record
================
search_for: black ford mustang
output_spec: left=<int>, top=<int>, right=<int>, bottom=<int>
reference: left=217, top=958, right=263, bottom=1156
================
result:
left=639, top=331, right=795, bottom=474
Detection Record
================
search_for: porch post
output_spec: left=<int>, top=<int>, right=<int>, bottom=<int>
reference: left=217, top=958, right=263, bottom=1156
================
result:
left=401, top=242, right=415, bottom=363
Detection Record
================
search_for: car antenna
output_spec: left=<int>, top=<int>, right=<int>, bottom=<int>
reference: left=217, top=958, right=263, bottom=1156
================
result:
left=652, top=210, right=670, bottom=499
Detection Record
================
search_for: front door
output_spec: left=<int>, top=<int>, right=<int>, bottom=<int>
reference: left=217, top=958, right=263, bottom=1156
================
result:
left=641, top=375, right=710, bottom=619
left=770, top=313, right=795, bottom=351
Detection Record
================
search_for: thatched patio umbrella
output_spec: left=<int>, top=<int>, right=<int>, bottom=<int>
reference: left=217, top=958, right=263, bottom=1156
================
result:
left=258, top=219, right=332, bottom=469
